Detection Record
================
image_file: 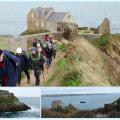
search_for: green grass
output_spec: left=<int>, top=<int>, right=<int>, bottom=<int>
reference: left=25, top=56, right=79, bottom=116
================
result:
left=44, top=58, right=67, bottom=86
left=60, top=69, right=81, bottom=86
left=0, top=37, right=10, bottom=50
left=0, top=96, right=18, bottom=104
left=91, top=34, right=111, bottom=48
left=59, top=43, right=69, bottom=52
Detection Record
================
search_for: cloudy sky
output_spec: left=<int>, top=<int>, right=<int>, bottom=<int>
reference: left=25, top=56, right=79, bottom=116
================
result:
left=0, top=87, right=40, bottom=97
left=2, top=0, right=117, bottom=1
left=41, top=87, right=120, bottom=95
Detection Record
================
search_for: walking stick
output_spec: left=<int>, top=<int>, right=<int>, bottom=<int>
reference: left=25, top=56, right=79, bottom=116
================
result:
left=42, top=71, right=45, bottom=83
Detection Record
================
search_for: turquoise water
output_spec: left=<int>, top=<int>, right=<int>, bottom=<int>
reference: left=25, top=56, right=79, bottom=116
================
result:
left=0, top=1, right=120, bottom=36
left=42, top=93, right=120, bottom=110
left=0, top=97, right=40, bottom=118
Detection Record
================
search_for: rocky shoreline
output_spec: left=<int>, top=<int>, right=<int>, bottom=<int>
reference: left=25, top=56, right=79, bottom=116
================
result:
left=42, top=97, right=120, bottom=118
left=0, top=90, right=31, bottom=113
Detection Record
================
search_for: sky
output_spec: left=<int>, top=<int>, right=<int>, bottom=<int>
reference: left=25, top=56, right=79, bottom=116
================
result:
left=1, top=0, right=120, bottom=1
left=41, top=87, right=120, bottom=95
left=0, top=87, right=40, bottom=97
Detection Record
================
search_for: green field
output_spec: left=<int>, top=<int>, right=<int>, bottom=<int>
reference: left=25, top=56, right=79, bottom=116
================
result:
left=0, top=37, right=11, bottom=50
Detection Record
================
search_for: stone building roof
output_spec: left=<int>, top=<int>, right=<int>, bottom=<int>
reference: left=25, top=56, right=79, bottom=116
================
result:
left=32, top=7, right=67, bottom=22
left=33, top=7, right=54, bottom=19
left=47, top=12, right=67, bottom=22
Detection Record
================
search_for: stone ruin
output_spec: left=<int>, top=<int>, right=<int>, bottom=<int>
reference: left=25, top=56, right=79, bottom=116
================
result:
left=80, top=17, right=110, bottom=35
left=97, top=17, right=110, bottom=35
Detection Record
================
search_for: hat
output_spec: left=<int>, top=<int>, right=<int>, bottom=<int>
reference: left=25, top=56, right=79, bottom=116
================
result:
left=37, top=43, right=40, bottom=47
left=32, top=47, right=37, bottom=52
left=16, top=47, right=22, bottom=54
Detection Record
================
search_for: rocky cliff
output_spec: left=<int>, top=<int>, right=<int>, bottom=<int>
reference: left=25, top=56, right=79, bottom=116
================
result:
left=42, top=97, right=120, bottom=118
left=0, top=90, right=31, bottom=113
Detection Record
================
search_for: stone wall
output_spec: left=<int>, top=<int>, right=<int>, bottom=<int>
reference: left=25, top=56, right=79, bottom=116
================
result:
left=21, top=32, right=64, bottom=49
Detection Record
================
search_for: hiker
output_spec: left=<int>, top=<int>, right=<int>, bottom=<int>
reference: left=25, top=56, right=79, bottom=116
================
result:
left=51, top=40, right=57, bottom=58
left=45, top=43, right=54, bottom=69
left=0, top=49, right=20, bottom=86
left=44, top=34, right=50, bottom=45
left=49, top=34, right=54, bottom=43
left=16, top=47, right=31, bottom=86
left=37, top=43, right=47, bottom=58
left=29, top=47, right=45, bottom=86
left=32, top=39, right=38, bottom=48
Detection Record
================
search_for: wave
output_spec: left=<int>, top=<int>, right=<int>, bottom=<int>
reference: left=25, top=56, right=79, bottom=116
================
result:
left=28, top=106, right=40, bottom=113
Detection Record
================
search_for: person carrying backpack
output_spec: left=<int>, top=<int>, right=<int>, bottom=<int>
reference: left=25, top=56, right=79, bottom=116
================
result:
left=16, top=47, right=31, bottom=86
left=29, top=47, right=45, bottom=86
left=32, top=39, right=38, bottom=48
left=44, top=43, right=54, bottom=69
left=0, top=49, right=20, bottom=86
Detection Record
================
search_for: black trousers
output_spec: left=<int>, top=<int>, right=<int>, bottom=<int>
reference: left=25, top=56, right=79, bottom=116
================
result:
left=34, top=68, right=41, bottom=86
left=18, top=69, right=30, bottom=85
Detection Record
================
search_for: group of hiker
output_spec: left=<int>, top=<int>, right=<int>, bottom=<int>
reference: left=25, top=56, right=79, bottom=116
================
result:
left=0, top=34, right=57, bottom=86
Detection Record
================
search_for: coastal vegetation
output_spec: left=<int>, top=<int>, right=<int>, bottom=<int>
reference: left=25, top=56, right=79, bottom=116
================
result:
left=0, top=37, right=11, bottom=50
left=90, top=33, right=111, bottom=48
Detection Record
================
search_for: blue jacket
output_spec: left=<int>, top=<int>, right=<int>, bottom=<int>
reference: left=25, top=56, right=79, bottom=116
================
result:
left=16, top=53, right=30, bottom=71
left=3, top=50, right=20, bottom=86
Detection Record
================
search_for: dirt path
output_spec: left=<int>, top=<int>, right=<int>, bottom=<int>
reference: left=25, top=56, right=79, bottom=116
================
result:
left=21, top=50, right=65, bottom=86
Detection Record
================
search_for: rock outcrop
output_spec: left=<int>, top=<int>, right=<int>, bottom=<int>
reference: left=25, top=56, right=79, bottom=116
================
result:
left=0, top=90, right=31, bottom=113
left=42, top=97, right=120, bottom=118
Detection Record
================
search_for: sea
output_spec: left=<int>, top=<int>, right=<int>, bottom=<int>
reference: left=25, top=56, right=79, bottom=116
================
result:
left=42, top=93, right=120, bottom=110
left=0, top=1, right=120, bottom=36
left=0, top=97, right=40, bottom=118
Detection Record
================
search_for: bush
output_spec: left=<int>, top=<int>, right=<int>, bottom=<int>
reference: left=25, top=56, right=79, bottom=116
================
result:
left=59, top=43, right=68, bottom=52
left=91, top=34, right=111, bottom=48
left=61, top=70, right=81, bottom=86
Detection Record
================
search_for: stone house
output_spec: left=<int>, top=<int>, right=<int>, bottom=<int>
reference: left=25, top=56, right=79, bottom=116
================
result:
left=27, top=7, right=78, bottom=33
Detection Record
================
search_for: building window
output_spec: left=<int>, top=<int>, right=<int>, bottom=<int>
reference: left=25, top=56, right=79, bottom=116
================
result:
left=36, top=21, right=39, bottom=28
left=31, top=13, right=34, bottom=18
left=41, top=21, right=44, bottom=28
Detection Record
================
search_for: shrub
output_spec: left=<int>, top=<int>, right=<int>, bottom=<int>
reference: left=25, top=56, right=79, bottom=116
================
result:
left=59, top=43, right=68, bottom=52
left=91, top=34, right=111, bottom=48
left=61, top=70, right=81, bottom=86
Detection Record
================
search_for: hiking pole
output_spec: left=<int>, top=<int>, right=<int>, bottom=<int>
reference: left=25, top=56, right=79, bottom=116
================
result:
left=42, top=71, right=45, bottom=83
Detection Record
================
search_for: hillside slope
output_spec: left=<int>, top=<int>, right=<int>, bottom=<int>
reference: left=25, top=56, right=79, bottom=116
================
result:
left=47, top=35, right=114, bottom=86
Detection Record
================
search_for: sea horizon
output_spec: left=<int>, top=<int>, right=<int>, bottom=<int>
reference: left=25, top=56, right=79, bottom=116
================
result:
left=0, top=1, right=120, bottom=36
